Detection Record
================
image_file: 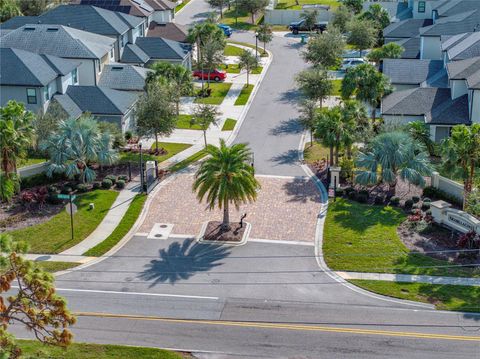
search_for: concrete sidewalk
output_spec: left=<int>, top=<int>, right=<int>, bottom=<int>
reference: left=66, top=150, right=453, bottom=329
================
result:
left=337, top=271, right=480, bottom=287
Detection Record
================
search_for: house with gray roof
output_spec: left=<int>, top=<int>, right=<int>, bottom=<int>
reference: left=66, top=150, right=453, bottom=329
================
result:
left=441, top=32, right=480, bottom=63
left=383, top=18, right=432, bottom=42
left=383, top=59, right=445, bottom=90
left=54, top=85, right=139, bottom=132
left=0, top=48, right=81, bottom=114
left=0, top=24, right=115, bottom=86
left=99, top=64, right=152, bottom=91
left=2, top=5, right=147, bottom=62
left=147, top=22, right=189, bottom=43
left=124, top=36, right=192, bottom=68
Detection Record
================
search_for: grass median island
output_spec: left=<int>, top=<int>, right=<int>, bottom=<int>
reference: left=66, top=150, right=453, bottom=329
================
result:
left=174, top=0, right=190, bottom=12
left=275, top=0, right=340, bottom=9
left=350, top=280, right=480, bottom=312
left=36, top=261, right=79, bottom=273
left=304, top=142, right=330, bottom=163
left=17, top=340, right=184, bottom=359
left=194, top=82, right=232, bottom=105
left=119, top=142, right=192, bottom=163
left=168, top=150, right=207, bottom=172
left=222, top=118, right=237, bottom=131
left=176, top=114, right=202, bottom=130
left=331, top=79, right=342, bottom=96
left=224, top=44, right=244, bottom=56
left=323, top=199, right=478, bottom=277
left=8, top=190, right=118, bottom=254
left=234, top=84, right=254, bottom=106
left=84, top=194, right=147, bottom=257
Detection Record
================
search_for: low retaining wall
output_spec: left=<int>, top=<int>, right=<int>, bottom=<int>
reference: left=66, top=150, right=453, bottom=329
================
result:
left=430, top=171, right=464, bottom=202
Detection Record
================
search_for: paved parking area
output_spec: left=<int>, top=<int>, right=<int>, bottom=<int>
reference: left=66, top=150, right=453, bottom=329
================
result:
left=140, top=174, right=323, bottom=242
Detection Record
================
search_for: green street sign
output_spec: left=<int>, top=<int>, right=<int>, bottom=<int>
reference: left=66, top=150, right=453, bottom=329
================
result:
left=57, top=194, right=76, bottom=201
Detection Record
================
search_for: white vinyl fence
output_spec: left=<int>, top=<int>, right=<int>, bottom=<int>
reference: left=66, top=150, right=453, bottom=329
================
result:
left=430, top=171, right=464, bottom=202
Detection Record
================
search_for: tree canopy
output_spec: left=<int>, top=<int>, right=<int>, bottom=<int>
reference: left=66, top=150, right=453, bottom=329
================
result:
left=296, top=68, right=333, bottom=107
left=238, top=0, right=269, bottom=23
left=256, top=23, right=273, bottom=52
left=238, top=50, right=259, bottom=86
left=302, top=27, right=345, bottom=68
left=347, top=18, right=378, bottom=55
left=330, top=5, right=351, bottom=33
left=341, top=0, right=364, bottom=14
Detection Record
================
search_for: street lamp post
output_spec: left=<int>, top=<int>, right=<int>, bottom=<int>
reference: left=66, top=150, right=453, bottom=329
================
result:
left=255, top=32, right=259, bottom=58
left=139, top=143, right=144, bottom=194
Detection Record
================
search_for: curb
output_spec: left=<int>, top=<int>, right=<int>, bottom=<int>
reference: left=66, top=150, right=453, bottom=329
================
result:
left=197, top=221, right=251, bottom=246
left=297, top=132, right=434, bottom=309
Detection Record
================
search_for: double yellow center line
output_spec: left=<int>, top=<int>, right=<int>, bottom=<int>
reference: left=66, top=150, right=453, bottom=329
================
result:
left=74, top=312, right=480, bottom=342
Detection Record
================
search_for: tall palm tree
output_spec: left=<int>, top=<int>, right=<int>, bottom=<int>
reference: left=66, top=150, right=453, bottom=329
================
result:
left=342, top=100, right=370, bottom=157
left=193, top=139, right=260, bottom=230
left=315, top=107, right=341, bottom=166
left=41, top=116, right=117, bottom=183
left=355, top=131, right=433, bottom=192
left=442, top=124, right=480, bottom=202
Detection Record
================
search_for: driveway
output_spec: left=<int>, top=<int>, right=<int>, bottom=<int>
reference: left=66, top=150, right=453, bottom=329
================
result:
left=140, top=173, right=322, bottom=241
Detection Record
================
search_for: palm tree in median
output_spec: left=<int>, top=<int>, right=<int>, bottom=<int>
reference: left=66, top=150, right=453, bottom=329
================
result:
left=193, top=139, right=260, bottom=231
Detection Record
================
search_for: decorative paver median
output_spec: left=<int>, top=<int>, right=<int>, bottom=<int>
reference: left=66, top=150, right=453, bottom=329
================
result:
left=140, top=174, right=322, bottom=241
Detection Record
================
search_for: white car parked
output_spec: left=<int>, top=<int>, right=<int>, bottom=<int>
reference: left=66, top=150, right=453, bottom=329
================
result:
left=341, top=58, right=367, bottom=71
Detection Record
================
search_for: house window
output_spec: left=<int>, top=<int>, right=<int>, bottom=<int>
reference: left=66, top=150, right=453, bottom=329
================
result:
left=71, top=68, right=78, bottom=84
left=26, top=88, right=37, bottom=104
left=418, top=1, right=426, bottom=13
left=43, top=85, right=49, bottom=101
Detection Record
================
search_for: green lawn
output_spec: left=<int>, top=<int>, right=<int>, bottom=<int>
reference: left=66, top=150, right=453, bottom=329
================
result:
left=220, top=64, right=264, bottom=74
left=324, top=199, right=479, bottom=277
left=84, top=195, right=147, bottom=257
left=18, top=157, right=46, bottom=168
left=175, top=0, right=190, bottom=12
left=224, top=44, right=244, bottom=56
left=36, top=261, right=79, bottom=273
left=195, top=82, right=232, bottom=105
left=17, top=340, right=183, bottom=359
left=350, top=280, right=480, bottom=313
left=221, top=8, right=261, bottom=30
left=234, top=84, right=254, bottom=106
left=275, top=0, right=340, bottom=9
left=8, top=190, right=118, bottom=254
left=331, top=79, right=342, bottom=96
left=222, top=118, right=237, bottom=131
left=176, top=114, right=202, bottom=130
left=227, top=41, right=269, bottom=57
left=119, top=143, right=192, bottom=163
left=304, top=142, right=330, bottom=164
left=168, top=150, right=207, bottom=173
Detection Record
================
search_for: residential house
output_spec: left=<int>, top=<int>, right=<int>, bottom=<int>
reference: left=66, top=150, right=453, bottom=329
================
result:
left=1, top=5, right=147, bottom=62
left=0, top=48, right=81, bottom=114
left=0, top=25, right=115, bottom=86
left=98, top=64, right=152, bottom=92
left=147, top=22, right=189, bottom=43
left=54, top=86, right=139, bottom=132
left=441, top=32, right=480, bottom=63
left=122, top=37, right=192, bottom=68
left=383, top=58, right=445, bottom=91
left=363, top=1, right=412, bottom=21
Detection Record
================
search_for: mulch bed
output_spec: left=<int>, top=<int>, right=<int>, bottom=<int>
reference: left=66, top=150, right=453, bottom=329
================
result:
left=0, top=202, right=64, bottom=232
left=203, top=221, right=246, bottom=242
left=397, top=221, right=480, bottom=265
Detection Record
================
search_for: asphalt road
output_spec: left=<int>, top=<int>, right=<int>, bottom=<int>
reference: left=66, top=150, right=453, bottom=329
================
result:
left=13, top=237, right=480, bottom=358
left=175, top=0, right=213, bottom=26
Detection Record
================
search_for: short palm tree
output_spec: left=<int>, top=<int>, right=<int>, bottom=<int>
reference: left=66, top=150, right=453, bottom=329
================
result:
left=193, top=139, right=260, bottom=230
left=41, top=116, right=117, bottom=183
left=407, top=121, right=435, bottom=155
left=355, top=131, right=433, bottom=192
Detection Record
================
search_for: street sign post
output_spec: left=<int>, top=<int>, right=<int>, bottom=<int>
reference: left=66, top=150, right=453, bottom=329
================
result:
left=58, top=193, right=77, bottom=242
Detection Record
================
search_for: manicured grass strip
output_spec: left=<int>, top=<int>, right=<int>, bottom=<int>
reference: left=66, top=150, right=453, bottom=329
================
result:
left=176, top=114, right=202, bottom=130
left=220, top=63, right=241, bottom=73
left=174, top=0, right=190, bottom=12
left=8, top=190, right=118, bottom=254
left=251, top=66, right=263, bottom=75
left=303, top=142, right=330, bottom=164
left=227, top=41, right=269, bottom=56
left=323, top=199, right=478, bottom=277
left=194, top=82, right=232, bottom=105
left=168, top=150, right=207, bottom=172
left=222, top=9, right=260, bottom=31
left=224, top=44, right=244, bottom=56
left=222, top=118, right=237, bottom=131
left=36, top=261, right=79, bottom=273
left=350, top=280, right=480, bottom=313
left=17, top=340, right=183, bottom=359
left=119, top=142, right=192, bottom=163
left=84, top=194, right=147, bottom=257
left=331, top=79, right=342, bottom=96
left=275, top=0, right=340, bottom=9
left=234, top=84, right=254, bottom=106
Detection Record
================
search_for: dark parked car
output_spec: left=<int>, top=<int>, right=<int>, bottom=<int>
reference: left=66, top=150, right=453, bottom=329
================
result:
left=288, top=19, right=328, bottom=34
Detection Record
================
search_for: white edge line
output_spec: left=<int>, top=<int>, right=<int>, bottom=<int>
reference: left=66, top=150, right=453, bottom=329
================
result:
left=297, top=131, right=435, bottom=310
left=11, top=285, right=219, bottom=301
left=249, top=238, right=314, bottom=246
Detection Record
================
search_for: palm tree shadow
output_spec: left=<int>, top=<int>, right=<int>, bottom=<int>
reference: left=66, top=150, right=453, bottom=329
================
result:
left=282, top=177, right=322, bottom=203
left=138, top=239, right=231, bottom=287
left=269, top=118, right=303, bottom=136
left=270, top=149, right=299, bottom=166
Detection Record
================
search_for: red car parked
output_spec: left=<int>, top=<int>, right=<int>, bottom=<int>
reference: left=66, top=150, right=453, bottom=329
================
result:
left=192, top=69, right=227, bottom=82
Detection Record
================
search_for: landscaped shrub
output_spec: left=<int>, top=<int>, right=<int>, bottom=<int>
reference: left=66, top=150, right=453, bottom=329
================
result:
left=20, top=172, right=64, bottom=190
left=421, top=202, right=431, bottom=211
left=46, top=185, right=58, bottom=194
left=104, top=175, right=117, bottom=185
left=76, top=184, right=90, bottom=193
left=92, top=182, right=102, bottom=190
left=390, top=196, right=400, bottom=206
left=374, top=195, right=384, bottom=205
left=422, top=197, right=431, bottom=202
left=47, top=193, right=62, bottom=205
left=117, top=175, right=129, bottom=182
left=102, top=179, right=113, bottom=189
left=358, top=189, right=369, bottom=197
left=348, top=190, right=357, bottom=200
left=404, top=199, right=414, bottom=209
left=125, top=131, right=133, bottom=141
left=412, top=196, right=420, bottom=203
left=116, top=179, right=126, bottom=189
left=335, top=188, right=344, bottom=197
left=412, top=203, right=420, bottom=209
left=357, top=193, right=368, bottom=203
left=425, top=209, right=432, bottom=216
left=61, top=185, right=73, bottom=194
left=422, top=186, right=463, bottom=206
left=344, top=187, right=355, bottom=195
